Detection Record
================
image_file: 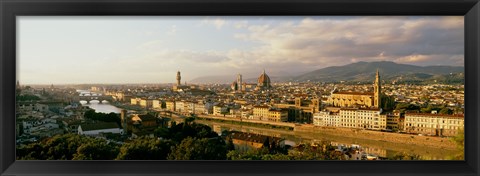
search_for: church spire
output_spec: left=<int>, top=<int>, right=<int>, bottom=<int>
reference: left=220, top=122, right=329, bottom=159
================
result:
left=374, top=69, right=381, bottom=108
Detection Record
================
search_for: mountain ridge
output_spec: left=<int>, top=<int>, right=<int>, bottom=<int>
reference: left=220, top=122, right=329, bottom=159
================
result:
left=189, top=61, right=464, bottom=84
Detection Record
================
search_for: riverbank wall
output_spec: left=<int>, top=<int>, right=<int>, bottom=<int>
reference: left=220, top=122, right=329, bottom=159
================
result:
left=195, top=114, right=457, bottom=150
left=295, top=125, right=457, bottom=150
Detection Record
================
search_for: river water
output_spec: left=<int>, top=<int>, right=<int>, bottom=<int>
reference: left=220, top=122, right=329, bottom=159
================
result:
left=77, top=90, right=122, bottom=113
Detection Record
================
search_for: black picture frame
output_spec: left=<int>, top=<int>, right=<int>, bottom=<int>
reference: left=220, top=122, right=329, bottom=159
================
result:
left=1, top=0, right=479, bottom=176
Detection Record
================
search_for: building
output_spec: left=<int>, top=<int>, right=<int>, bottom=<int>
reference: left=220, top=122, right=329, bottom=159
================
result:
left=253, top=105, right=270, bottom=120
left=175, top=101, right=186, bottom=113
left=237, top=74, right=243, bottom=92
left=267, top=109, right=288, bottom=122
left=152, top=100, right=162, bottom=109
left=231, top=81, right=239, bottom=92
left=241, top=109, right=253, bottom=119
left=166, top=100, right=176, bottom=111
left=327, top=70, right=382, bottom=108
left=256, top=69, right=272, bottom=91
left=131, top=114, right=158, bottom=128
left=172, top=71, right=192, bottom=91
left=78, top=122, right=123, bottom=136
left=241, top=83, right=257, bottom=92
left=139, top=99, right=153, bottom=108
left=404, top=112, right=464, bottom=136
left=229, top=107, right=242, bottom=118
left=176, top=71, right=181, bottom=85
left=213, top=104, right=228, bottom=116
left=327, top=92, right=374, bottom=108
left=274, top=97, right=321, bottom=123
left=339, top=108, right=385, bottom=130
left=374, top=69, right=382, bottom=108
left=130, top=98, right=141, bottom=105
left=385, top=110, right=401, bottom=131
left=194, top=102, right=208, bottom=114
left=229, top=131, right=285, bottom=152
left=120, top=111, right=159, bottom=136
left=313, top=111, right=340, bottom=127
left=313, top=107, right=386, bottom=130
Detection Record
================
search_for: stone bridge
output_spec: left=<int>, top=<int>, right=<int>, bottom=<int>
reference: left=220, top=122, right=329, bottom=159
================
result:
left=74, top=93, right=114, bottom=103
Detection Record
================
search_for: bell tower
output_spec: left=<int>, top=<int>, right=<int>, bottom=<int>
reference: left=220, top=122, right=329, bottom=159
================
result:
left=237, top=74, right=242, bottom=91
left=176, top=71, right=181, bottom=86
left=374, top=69, right=381, bottom=108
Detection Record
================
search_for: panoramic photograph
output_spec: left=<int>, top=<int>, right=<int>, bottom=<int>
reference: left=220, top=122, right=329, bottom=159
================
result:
left=16, top=16, right=464, bottom=160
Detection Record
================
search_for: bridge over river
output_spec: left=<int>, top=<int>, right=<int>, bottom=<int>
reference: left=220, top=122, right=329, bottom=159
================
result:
left=73, top=92, right=114, bottom=104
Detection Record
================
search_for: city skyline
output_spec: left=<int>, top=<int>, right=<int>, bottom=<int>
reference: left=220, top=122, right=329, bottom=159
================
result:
left=18, top=16, right=464, bottom=84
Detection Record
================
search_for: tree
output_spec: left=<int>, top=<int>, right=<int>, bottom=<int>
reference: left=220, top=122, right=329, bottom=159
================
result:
left=390, top=152, right=421, bottom=160
left=225, top=136, right=235, bottom=151
left=227, top=142, right=343, bottom=160
left=84, top=110, right=121, bottom=127
left=395, top=103, right=420, bottom=113
left=16, top=94, right=41, bottom=101
left=449, top=129, right=464, bottom=160
left=439, top=108, right=453, bottom=115
left=116, top=137, right=175, bottom=160
left=226, top=148, right=270, bottom=160
left=17, top=134, right=117, bottom=160
left=166, top=122, right=219, bottom=142
left=420, top=104, right=434, bottom=113
left=168, top=137, right=227, bottom=160
left=381, top=95, right=395, bottom=111
left=73, top=139, right=119, bottom=160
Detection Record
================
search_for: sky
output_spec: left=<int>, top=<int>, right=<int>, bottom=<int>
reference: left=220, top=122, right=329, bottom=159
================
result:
left=17, top=16, right=464, bottom=84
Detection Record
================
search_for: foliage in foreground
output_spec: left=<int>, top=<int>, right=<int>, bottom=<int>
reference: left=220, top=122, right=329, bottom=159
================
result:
left=227, top=142, right=345, bottom=160
left=17, top=134, right=119, bottom=160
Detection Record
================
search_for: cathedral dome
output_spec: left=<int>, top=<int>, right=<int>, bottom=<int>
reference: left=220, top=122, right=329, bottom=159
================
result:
left=258, top=70, right=271, bottom=84
left=257, top=70, right=271, bottom=90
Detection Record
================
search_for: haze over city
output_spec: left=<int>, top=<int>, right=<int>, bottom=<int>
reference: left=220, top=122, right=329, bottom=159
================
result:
left=18, top=16, right=464, bottom=84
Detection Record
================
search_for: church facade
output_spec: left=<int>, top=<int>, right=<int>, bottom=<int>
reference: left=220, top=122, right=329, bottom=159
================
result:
left=327, top=70, right=382, bottom=108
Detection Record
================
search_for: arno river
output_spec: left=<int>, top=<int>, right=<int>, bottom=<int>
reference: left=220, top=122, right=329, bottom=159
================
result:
left=79, top=95, right=459, bottom=160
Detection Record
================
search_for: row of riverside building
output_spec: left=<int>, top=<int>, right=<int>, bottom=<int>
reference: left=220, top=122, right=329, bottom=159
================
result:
left=313, top=108, right=464, bottom=137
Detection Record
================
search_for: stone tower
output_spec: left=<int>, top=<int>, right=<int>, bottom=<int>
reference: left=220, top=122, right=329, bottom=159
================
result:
left=237, top=74, right=242, bottom=91
left=176, top=71, right=181, bottom=86
left=374, top=69, right=381, bottom=108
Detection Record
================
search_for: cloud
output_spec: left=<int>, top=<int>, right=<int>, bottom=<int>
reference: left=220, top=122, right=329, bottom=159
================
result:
left=167, top=25, right=177, bottom=35
left=234, top=20, right=249, bottom=29
left=202, top=18, right=228, bottom=29
left=228, top=16, right=464, bottom=69
left=136, top=40, right=163, bottom=50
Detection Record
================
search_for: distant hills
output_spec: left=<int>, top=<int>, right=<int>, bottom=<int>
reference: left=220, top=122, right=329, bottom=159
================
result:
left=292, top=61, right=464, bottom=84
left=190, top=61, right=464, bottom=84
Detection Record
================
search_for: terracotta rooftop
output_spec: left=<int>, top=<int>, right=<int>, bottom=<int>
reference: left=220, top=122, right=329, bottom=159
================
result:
left=405, top=113, right=464, bottom=119
left=80, top=122, right=119, bottom=131
left=230, top=131, right=283, bottom=144
left=333, top=92, right=374, bottom=96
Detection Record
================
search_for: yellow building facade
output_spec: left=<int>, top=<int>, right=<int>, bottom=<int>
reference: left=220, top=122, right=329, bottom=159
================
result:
left=253, top=106, right=269, bottom=120
left=327, top=70, right=382, bottom=108
left=404, top=113, right=464, bottom=136
left=327, top=92, right=374, bottom=107
left=267, top=109, right=288, bottom=122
